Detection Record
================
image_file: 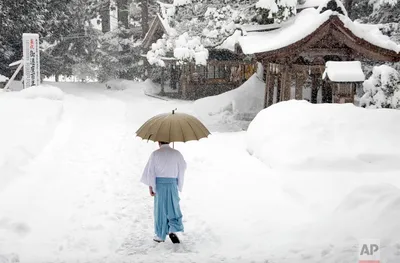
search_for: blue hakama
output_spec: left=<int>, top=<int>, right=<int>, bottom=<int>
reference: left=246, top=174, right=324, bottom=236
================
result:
left=154, top=177, right=184, bottom=240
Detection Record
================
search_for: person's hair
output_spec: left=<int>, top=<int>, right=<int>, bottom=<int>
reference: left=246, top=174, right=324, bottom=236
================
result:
left=159, top=141, right=169, bottom=145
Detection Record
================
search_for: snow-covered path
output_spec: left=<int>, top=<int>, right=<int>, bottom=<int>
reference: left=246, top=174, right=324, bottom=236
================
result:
left=0, top=83, right=279, bottom=262
left=1, top=82, right=400, bottom=263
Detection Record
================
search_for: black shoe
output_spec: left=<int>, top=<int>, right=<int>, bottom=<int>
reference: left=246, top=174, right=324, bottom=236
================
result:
left=169, top=233, right=180, bottom=244
left=153, top=237, right=164, bottom=243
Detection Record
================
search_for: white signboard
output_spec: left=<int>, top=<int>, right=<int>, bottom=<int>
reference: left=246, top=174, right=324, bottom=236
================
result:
left=22, top=33, right=40, bottom=89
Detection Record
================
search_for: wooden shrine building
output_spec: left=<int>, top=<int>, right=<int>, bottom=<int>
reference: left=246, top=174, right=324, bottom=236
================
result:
left=239, top=0, right=400, bottom=108
left=142, top=14, right=257, bottom=100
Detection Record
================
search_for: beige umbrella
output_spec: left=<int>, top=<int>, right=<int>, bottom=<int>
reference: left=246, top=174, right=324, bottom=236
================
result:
left=136, top=110, right=211, bottom=143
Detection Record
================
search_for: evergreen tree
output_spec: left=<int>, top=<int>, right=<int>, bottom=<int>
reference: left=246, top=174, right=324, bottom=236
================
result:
left=0, top=1, right=47, bottom=76
left=42, top=0, right=102, bottom=80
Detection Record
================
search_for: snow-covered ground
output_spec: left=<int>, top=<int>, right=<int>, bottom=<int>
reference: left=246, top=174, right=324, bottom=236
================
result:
left=1, top=80, right=400, bottom=263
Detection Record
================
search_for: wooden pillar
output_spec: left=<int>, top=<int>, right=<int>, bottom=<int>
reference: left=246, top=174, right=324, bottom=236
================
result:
left=268, top=72, right=274, bottom=107
left=281, top=67, right=291, bottom=101
left=321, top=81, right=333, bottom=103
left=264, top=63, right=270, bottom=108
left=295, top=73, right=304, bottom=100
left=311, top=74, right=319, bottom=104
left=264, top=63, right=274, bottom=108
left=276, top=75, right=281, bottom=103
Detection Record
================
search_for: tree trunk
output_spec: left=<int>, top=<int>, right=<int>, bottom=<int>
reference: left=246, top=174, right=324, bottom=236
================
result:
left=141, top=0, right=149, bottom=38
left=101, top=0, right=111, bottom=33
left=117, top=0, right=129, bottom=29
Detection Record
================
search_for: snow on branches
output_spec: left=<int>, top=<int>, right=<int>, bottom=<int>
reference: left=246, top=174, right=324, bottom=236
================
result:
left=369, top=0, right=398, bottom=10
left=360, top=65, right=400, bottom=109
left=147, top=0, right=297, bottom=67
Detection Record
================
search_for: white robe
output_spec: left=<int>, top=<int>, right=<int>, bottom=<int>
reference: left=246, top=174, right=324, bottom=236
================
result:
left=141, top=145, right=187, bottom=192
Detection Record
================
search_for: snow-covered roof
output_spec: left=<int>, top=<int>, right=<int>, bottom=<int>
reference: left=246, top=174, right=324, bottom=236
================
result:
left=238, top=8, right=400, bottom=55
left=241, top=23, right=284, bottom=33
left=142, top=14, right=172, bottom=49
left=0, top=74, right=9, bottom=82
left=322, top=61, right=365, bottom=82
left=218, top=21, right=291, bottom=52
left=156, top=13, right=171, bottom=35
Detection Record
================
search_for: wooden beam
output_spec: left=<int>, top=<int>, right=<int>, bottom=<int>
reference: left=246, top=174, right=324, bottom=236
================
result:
left=299, top=48, right=351, bottom=58
left=264, top=63, right=270, bottom=108
left=311, top=74, right=319, bottom=104
left=295, top=73, right=304, bottom=100
left=264, top=63, right=275, bottom=108
left=276, top=75, right=281, bottom=103
left=279, top=66, right=291, bottom=101
left=268, top=70, right=274, bottom=107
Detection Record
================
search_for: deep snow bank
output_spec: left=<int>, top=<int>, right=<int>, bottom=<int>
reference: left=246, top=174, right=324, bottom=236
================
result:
left=247, top=100, right=400, bottom=170
left=0, top=85, right=64, bottom=188
left=17, top=85, right=64, bottom=100
left=331, top=184, right=400, bottom=241
left=194, top=74, right=264, bottom=121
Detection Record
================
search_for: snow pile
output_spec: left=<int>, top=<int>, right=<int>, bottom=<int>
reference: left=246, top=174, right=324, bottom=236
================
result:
left=360, top=65, right=400, bottom=109
left=323, top=61, right=365, bottom=82
left=289, top=182, right=400, bottom=262
left=0, top=89, right=64, bottom=188
left=142, top=79, right=168, bottom=95
left=104, top=79, right=171, bottom=97
left=330, top=184, right=400, bottom=240
left=247, top=100, right=400, bottom=170
left=16, top=85, right=64, bottom=100
left=194, top=74, right=265, bottom=122
left=105, top=79, right=138, bottom=91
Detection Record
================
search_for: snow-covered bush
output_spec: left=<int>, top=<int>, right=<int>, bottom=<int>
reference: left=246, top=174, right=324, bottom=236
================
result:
left=360, top=65, right=400, bottom=109
left=17, top=85, right=64, bottom=101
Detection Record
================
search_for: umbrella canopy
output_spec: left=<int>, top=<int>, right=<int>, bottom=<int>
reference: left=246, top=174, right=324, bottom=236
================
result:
left=136, top=110, right=211, bottom=143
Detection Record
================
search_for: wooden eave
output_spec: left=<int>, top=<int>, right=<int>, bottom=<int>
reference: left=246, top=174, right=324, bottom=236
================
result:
left=255, top=15, right=400, bottom=63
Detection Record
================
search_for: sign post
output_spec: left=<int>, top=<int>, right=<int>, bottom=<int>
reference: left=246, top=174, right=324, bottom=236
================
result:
left=22, top=33, right=40, bottom=89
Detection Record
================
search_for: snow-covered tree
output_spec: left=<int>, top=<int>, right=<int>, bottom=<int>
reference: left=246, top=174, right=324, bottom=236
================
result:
left=360, top=65, right=400, bottom=109
left=146, top=0, right=297, bottom=67
left=96, top=26, right=144, bottom=81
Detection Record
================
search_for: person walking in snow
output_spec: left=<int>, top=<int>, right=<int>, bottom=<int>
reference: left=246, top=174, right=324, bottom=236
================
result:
left=141, top=141, right=187, bottom=244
